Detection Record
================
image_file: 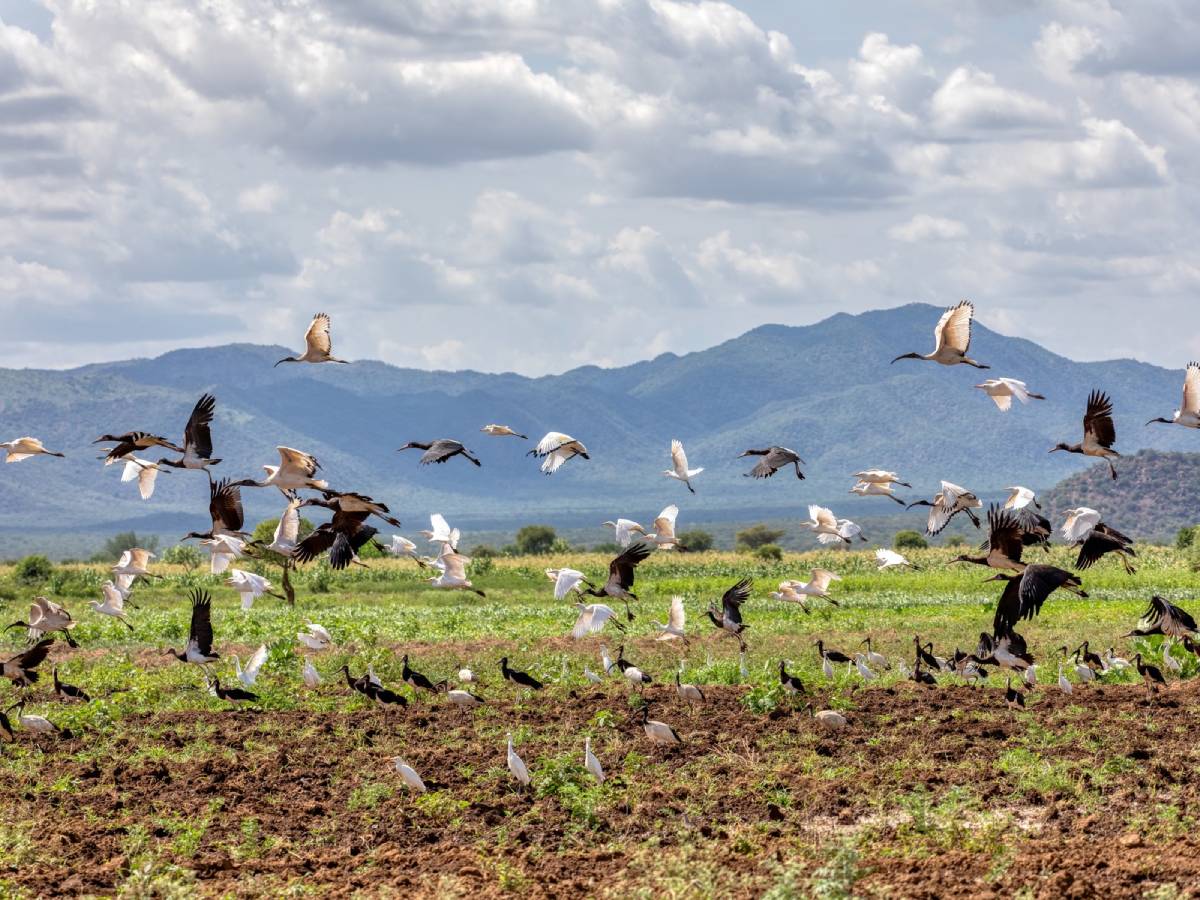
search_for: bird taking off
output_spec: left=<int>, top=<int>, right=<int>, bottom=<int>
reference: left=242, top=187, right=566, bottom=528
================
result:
left=892, top=300, right=989, bottom=369
left=1050, top=389, right=1120, bottom=480
left=664, top=440, right=703, bottom=493
left=275, top=313, right=348, bottom=366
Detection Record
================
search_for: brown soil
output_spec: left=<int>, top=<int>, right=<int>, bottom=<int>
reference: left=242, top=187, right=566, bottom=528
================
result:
left=3, top=679, right=1200, bottom=898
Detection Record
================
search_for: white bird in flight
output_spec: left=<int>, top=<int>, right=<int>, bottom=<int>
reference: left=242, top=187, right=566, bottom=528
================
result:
left=481, top=424, right=528, bottom=439
left=428, top=547, right=485, bottom=597
left=653, top=596, right=687, bottom=643
left=601, top=518, right=646, bottom=548
left=119, top=456, right=165, bottom=500
left=1146, top=362, right=1200, bottom=429
left=875, top=548, right=918, bottom=570
left=528, top=432, right=589, bottom=475
left=297, top=620, right=332, bottom=651
left=891, top=300, right=989, bottom=369
left=235, top=644, right=268, bottom=688
left=226, top=569, right=275, bottom=610
left=0, top=437, right=64, bottom=463
left=1003, top=486, right=1040, bottom=511
left=664, top=439, right=703, bottom=494
left=975, top=377, right=1045, bottom=411
left=571, top=603, right=623, bottom=639
left=274, top=312, right=348, bottom=366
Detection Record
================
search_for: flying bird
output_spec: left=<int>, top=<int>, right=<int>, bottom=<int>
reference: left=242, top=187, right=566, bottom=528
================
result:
left=663, top=439, right=703, bottom=493
left=990, top=565, right=1087, bottom=634
left=427, top=547, right=485, bottom=597
left=119, top=456, right=166, bottom=499
left=183, top=478, right=247, bottom=542
left=850, top=481, right=906, bottom=504
left=780, top=569, right=842, bottom=602
left=234, top=447, right=327, bottom=495
left=298, top=621, right=333, bottom=651
left=0, top=437, right=64, bottom=463
left=93, top=430, right=182, bottom=464
left=853, top=470, right=911, bottom=487
left=1, top=639, right=53, bottom=688
left=295, top=499, right=384, bottom=570
left=1126, top=596, right=1198, bottom=640
left=706, top=578, right=752, bottom=650
left=90, top=582, right=135, bottom=631
left=156, top=394, right=221, bottom=474
left=226, top=569, right=278, bottom=610
left=1146, top=362, right=1200, bottom=429
left=738, top=446, right=804, bottom=480
left=601, top=518, right=647, bottom=548
left=1050, top=389, right=1120, bottom=480
left=875, top=548, right=919, bottom=570
left=1003, top=486, right=1039, bottom=512
left=164, top=589, right=219, bottom=667
left=234, top=644, right=268, bottom=689
left=974, top=378, right=1045, bottom=411
left=891, top=300, right=989, bottom=369
left=317, top=489, right=402, bottom=529
left=398, top=439, right=482, bottom=467
left=653, top=596, right=687, bottom=644
left=419, top=513, right=460, bottom=550
left=643, top=505, right=687, bottom=551
left=799, top=505, right=860, bottom=545
left=583, top=542, right=653, bottom=620
left=481, top=424, right=527, bottom=439
left=951, top=505, right=1027, bottom=573
left=571, top=603, right=624, bottom=639
left=527, top=432, right=589, bottom=474
left=275, top=312, right=348, bottom=366
left=548, top=567, right=592, bottom=599
left=1060, top=507, right=1136, bottom=574
left=907, top=481, right=982, bottom=536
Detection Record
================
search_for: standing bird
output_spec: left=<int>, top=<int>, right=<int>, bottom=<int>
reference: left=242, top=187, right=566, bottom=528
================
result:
left=481, top=424, right=527, bottom=439
left=1005, top=678, right=1026, bottom=709
left=584, top=542, right=653, bottom=620
left=500, top=657, right=544, bottom=691
left=1050, top=390, right=1120, bottom=480
left=392, top=758, right=428, bottom=793
left=639, top=704, right=682, bottom=745
left=907, top=481, right=982, bottom=536
left=1147, top=362, right=1200, bottom=430
left=675, top=670, right=705, bottom=707
left=183, top=478, right=248, bottom=542
left=583, top=736, right=605, bottom=783
left=778, top=660, right=805, bottom=694
left=506, top=733, right=531, bottom=787
left=738, top=446, right=805, bottom=480
left=208, top=676, right=260, bottom=707
left=156, top=394, right=221, bottom=475
left=1060, top=507, right=1136, bottom=574
left=860, top=637, right=889, bottom=670
left=664, top=439, right=703, bottom=493
left=398, top=439, right=482, bottom=467
left=274, top=312, right=348, bottom=366
left=974, top=378, right=1045, bottom=411
left=402, top=655, right=445, bottom=696
left=705, top=578, right=752, bottom=650
left=1134, top=653, right=1167, bottom=695
left=1, top=639, right=53, bottom=687
left=52, top=667, right=90, bottom=703
left=527, top=432, right=589, bottom=474
left=302, top=659, right=322, bottom=689
left=804, top=704, right=848, bottom=730
left=234, top=447, right=327, bottom=495
left=876, top=548, right=919, bottom=571
left=164, top=589, right=219, bottom=668
left=0, top=437, right=64, bottom=462
left=891, top=300, right=989, bottom=369
left=615, top=645, right=652, bottom=688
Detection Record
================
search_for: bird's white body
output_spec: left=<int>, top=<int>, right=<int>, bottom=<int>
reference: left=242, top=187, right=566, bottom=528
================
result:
left=421, top=514, right=460, bottom=551
left=822, top=656, right=834, bottom=679
left=481, top=424, right=524, bottom=437
left=1060, top=507, right=1102, bottom=543
left=571, top=603, right=619, bottom=639
left=297, top=621, right=332, bottom=651
left=120, top=457, right=164, bottom=499
left=458, top=665, right=475, bottom=683
left=507, top=733, right=531, bottom=786
left=644, top=505, right=684, bottom=550
left=1074, top=662, right=1097, bottom=682
left=1057, top=663, right=1073, bottom=694
left=1004, top=486, right=1038, bottom=511
left=850, top=481, right=902, bottom=501
left=584, top=737, right=605, bottom=783
left=663, top=439, right=703, bottom=493
left=975, top=377, right=1041, bottom=411
left=392, top=758, right=427, bottom=793
left=446, top=689, right=483, bottom=709
left=875, top=548, right=914, bottom=570
left=782, top=569, right=841, bottom=598
left=642, top=714, right=682, bottom=745
left=1150, top=363, right=1200, bottom=428
left=583, top=666, right=603, bottom=684
left=800, top=505, right=848, bottom=544
left=600, top=645, right=615, bottom=675
left=112, top=548, right=155, bottom=578
left=227, top=569, right=273, bottom=610
left=863, top=647, right=889, bottom=670
left=1163, top=648, right=1182, bottom=674
left=1024, top=663, right=1038, bottom=687
left=20, top=596, right=75, bottom=641
left=530, top=432, right=588, bottom=474
left=201, top=535, right=246, bottom=575
left=385, top=534, right=421, bottom=563
left=427, top=549, right=479, bottom=593
left=853, top=654, right=878, bottom=681
left=602, top=518, right=646, bottom=548
left=623, top=666, right=648, bottom=689
left=548, top=568, right=588, bottom=599
left=921, top=481, right=982, bottom=535
left=258, top=447, right=328, bottom=493
left=90, top=582, right=132, bottom=625
left=1, top=437, right=63, bottom=462
left=302, top=658, right=321, bottom=688
left=235, top=644, right=268, bottom=688
left=263, top=499, right=301, bottom=557
left=676, top=676, right=704, bottom=704
left=654, top=596, right=687, bottom=642
left=854, top=469, right=906, bottom=485
left=1103, top=650, right=1130, bottom=672
left=278, top=313, right=347, bottom=365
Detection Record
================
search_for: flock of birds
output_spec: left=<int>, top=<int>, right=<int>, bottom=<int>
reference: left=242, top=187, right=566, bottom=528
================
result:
left=2, top=304, right=1200, bottom=789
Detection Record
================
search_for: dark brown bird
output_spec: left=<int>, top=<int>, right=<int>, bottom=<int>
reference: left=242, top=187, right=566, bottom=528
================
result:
left=94, top=431, right=183, bottom=464
left=1050, top=389, right=1120, bottom=479
left=164, top=589, right=219, bottom=666
left=52, top=667, right=90, bottom=702
left=952, top=504, right=1027, bottom=573
left=183, top=478, right=247, bottom=541
left=990, top=565, right=1087, bottom=634
left=1134, top=652, right=1166, bottom=694
left=706, top=578, right=752, bottom=650
left=1125, top=595, right=1197, bottom=640
left=157, top=393, right=221, bottom=475
left=500, top=657, right=543, bottom=690
left=295, top=499, right=381, bottom=571
left=584, top=541, right=654, bottom=621
left=398, top=439, right=481, bottom=468
left=1, top=638, right=53, bottom=687
left=316, top=489, right=402, bottom=529
left=737, top=446, right=804, bottom=480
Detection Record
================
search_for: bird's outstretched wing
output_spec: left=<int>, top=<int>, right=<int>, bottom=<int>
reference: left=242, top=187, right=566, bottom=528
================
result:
left=189, top=589, right=215, bottom=655
left=1084, top=390, right=1117, bottom=449
left=305, top=313, right=333, bottom=355
left=184, top=394, right=216, bottom=459
left=934, top=300, right=973, bottom=354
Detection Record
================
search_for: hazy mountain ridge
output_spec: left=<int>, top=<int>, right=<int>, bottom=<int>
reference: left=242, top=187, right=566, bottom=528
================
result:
left=1, top=303, right=1196, bottom=545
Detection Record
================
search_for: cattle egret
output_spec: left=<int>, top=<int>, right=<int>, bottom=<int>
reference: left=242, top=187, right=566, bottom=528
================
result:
left=234, top=645, right=268, bottom=689
left=782, top=570, right=841, bottom=600
left=427, top=548, right=485, bottom=597
left=420, top=514, right=460, bottom=550
left=506, top=733, right=531, bottom=786
left=584, top=737, right=605, bottom=783
left=297, top=620, right=332, bottom=651
left=571, top=603, right=623, bottom=639
left=1003, top=486, right=1039, bottom=511
left=0, top=437, right=64, bottom=462
left=528, top=432, right=589, bottom=474
left=850, top=481, right=905, bottom=504
left=601, top=518, right=647, bottom=548
left=664, top=439, right=703, bottom=493
left=227, top=569, right=275, bottom=610
left=90, top=582, right=135, bottom=630
left=974, top=377, right=1045, bottom=411
left=799, top=505, right=852, bottom=544
left=302, top=659, right=322, bottom=688
left=234, top=447, right=328, bottom=494
left=481, top=424, right=527, bottom=438
left=854, top=470, right=911, bottom=487
left=654, top=596, right=687, bottom=643
left=392, top=758, right=428, bottom=793
left=120, top=456, right=165, bottom=499
left=875, top=548, right=918, bottom=570
left=548, top=568, right=592, bottom=599
left=643, top=505, right=686, bottom=551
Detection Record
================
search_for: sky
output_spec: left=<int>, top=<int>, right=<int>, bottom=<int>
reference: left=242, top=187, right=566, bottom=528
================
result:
left=1, top=0, right=1198, bottom=375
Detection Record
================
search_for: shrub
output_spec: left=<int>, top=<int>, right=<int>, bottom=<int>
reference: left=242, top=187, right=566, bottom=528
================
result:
left=91, top=531, right=159, bottom=563
left=515, top=525, right=558, bottom=555
left=1176, top=526, right=1197, bottom=550
left=678, top=529, right=714, bottom=552
left=893, top=530, right=928, bottom=550
left=753, top=543, right=783, bottom=561
left=471, top=544, right=500, bottom=559
left=736, top=524, right=786, bottom=551
left=14, top=555, right=53, bottom=583
left=161, top=544, right=203, bottom=570
left=943, top=535, right=967, bottom=548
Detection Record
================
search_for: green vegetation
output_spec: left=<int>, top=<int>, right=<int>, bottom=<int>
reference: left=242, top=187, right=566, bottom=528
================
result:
left=13, top=555, right=53, bottom=584
left=677, top=528, right=714, bottom=551
left=735, top=523, right=786, bottom=551
left=513, top=525, right=560, bottom=555
left=893, top=530, right=928, bottom=550
left=92, top=531, right=159, bottom=564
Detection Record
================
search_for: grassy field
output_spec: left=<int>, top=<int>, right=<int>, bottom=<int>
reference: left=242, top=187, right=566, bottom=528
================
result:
left=1, top=546, right=1199, bottom=897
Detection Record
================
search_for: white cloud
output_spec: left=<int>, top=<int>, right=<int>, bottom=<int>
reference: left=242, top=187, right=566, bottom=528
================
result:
left=888, top=215, right=969, bottom=242
left=931, top=66, right=1064, bottom=133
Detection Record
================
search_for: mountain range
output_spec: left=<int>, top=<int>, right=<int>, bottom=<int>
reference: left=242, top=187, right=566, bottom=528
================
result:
left=1, top=302, right=1197, bottom=553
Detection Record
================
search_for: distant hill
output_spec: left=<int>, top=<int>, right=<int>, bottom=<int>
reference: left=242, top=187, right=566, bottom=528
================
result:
left=1041, top=449, right=1200, bottom=542
left=1, top=302, right=1197, bottom=553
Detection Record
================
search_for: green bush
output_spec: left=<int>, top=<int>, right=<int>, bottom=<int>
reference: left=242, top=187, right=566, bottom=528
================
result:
left=161, top=544, right=203, bottom=570
left=736, top=524, right=786, bottom=551
left=14, top=555, right=53, bottom=583
left=515, top=525, right=558, bottom=555
left=943, top=535, right=967, bottom=548
left=1176, top=526, right=1197, bottom=550
left=753, top=543, right=783, bottom=561
left=893, top=530, right=928, bottom=550
left=678, top=529, right=714, bottom=552
left=471, top=544, right=500, bottom=559
left=90, top=531, right=159, bottom=563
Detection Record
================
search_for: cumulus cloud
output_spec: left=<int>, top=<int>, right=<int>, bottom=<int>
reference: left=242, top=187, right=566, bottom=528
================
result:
left=888, top=215, right=969, bottom=242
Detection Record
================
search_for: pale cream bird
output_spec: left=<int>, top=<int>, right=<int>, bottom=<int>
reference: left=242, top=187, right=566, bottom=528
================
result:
left=584, top=736, right=605, bottom=783
left=201, top=534, right=246, bottom=575
left=1060, top=507, right=1103, bottom=544
left=5, top=596, right=78, bottom=646
left=507, top=733, right=531, bottom=787
left=571, top=603, right=623, bottom=639
left=0, top=437, right=64, bottom=463
left=975, top=377, right=1045, bottom=411
left=891, top=300, right=989, bottom=369
left=782, top=569, right=842, bottom=599
left=1147, top=362, right=1200, bottom=429
left=302, top=658, right=322, bottom=688
left=653, top=596, right=687, bottom=643
left=799, top=505, right=850, bottom=544
left=601, top=518, right=647, bottom=548
left=90, top=581, right=135, bottom=630
left=850, top=481, right=905, bottom=504
left=1003, top=486, right=1040, bottom=511
left=644, top=505, right=685, bottom=550
left=875, top=548, right=918, bottom=570
left=226, top=569, right=276, bottom=610
left=274, top=312, right=348, bottom=366
left=265, top=498, right=302, bottom=557
left=391, top=758, right=428, bottom=793
left=119, top=456, right=165, bottom=500
left=548, top=568, right=591, bottom=599
left=234, top=447, right=327, bottom=494
left=112, top=548, right=156, bottom=579
left=906, top=481, right=982, bottom=536
left=297, top=620, right=332, bottom=651
left=527, top=432, right=589, bottom=474
left=853, top=469, right=911, bottom=487
left=235, top=644, right=268, bottom=688
left=663, top=439, right=703, bottom=494
left=428, top=547, right=485, bottom=597
left=481, top=424, right=528, bottom=439
left=420, top=514, right=460, bottom=551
